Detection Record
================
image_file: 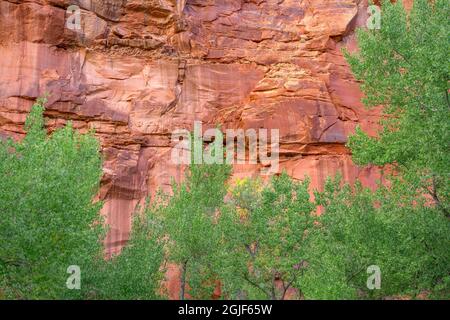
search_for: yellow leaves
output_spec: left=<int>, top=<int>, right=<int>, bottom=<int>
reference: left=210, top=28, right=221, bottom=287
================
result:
left=235, top=178, right=246, bottom=187
left=230, top=177, right=263, bottom=195
left=237, top=207, right=249, bottom=220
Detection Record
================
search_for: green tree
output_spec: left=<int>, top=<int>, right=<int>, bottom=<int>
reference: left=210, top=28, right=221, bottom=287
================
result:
left=0, top=99, right=166, bottom=300
left=88, top=212, right=165, bottom=300
left=0, top=98, right=104, bottom=299
left=345, top=0, right=450, bottom=216
left=301, top=1, right=450, bottom=299
left=301, top=176, right=450, bottom=299
left=146, top=152, right=232, bottom=299
left=219, top=173, right=315, bottom=300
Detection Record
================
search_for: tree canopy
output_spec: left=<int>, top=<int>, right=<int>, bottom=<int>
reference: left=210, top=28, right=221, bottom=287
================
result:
left=345, top=0, right=450, bottom=216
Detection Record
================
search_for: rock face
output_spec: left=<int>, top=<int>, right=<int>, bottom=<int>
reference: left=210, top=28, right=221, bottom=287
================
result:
left=0, top=0, right=385, bottom=294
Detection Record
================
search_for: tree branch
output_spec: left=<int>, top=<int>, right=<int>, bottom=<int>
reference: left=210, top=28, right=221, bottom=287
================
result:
left=244, top=242, right=258, bottom=258
left=180, top=259, right=188, bottom=300
left=281, top=273, right=298, bottom=300
left=242, top=274, right=271, bottom=299
left=0, top=257, right=26, bottom=267
left=270, top=273, right=277, bottom=300
left=429, top=176, right=449, bottom=217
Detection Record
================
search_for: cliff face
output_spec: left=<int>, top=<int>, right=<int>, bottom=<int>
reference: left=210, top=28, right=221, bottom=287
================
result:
left=0, top=0, right=383, bottom=259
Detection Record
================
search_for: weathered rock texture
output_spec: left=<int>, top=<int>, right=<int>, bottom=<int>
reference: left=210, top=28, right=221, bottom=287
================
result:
left=0, top=0, right=390, bottom=296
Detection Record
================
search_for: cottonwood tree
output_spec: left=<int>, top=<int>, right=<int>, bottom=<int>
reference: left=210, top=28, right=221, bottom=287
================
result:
left=301, top=176, right=450, bottom=299
left=299, top=1, right=450, bottom=300
left=0, top=98, right=104, bottom=299
left=302, top=0, right=450, bottom=299
left=0, top=99, right=166, bottom=300
left=146, top=147, right=232, bottom=300
left=218, top=174, right=315, bottom=300
left=345, top=0, right=450, bottom=216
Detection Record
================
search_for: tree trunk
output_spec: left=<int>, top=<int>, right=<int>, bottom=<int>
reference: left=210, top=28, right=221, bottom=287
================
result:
left=180, top=260, right=188, bottom=300
left=270, top=274, right=277, bottom=300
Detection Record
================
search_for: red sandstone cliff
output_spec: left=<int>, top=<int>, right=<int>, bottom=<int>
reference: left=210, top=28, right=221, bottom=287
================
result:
left=0, top=0, right=388, bottom=264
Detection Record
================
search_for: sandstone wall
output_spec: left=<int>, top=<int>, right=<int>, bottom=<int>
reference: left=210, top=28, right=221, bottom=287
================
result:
left=0, top=0, right=386, bottom=263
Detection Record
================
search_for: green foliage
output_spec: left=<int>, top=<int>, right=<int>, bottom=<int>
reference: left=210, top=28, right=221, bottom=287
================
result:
left=301, top=176, right=450, bottom=299
left=145, top=145, right=232, bottom=299
left=305, top=0, right=450, bottom=300
left=3, top=3, right=450, bottom=300
left=0, top=99, right=165, bottom=300
left=219, top=173, right=315, bottom=300
left=344, top=0, right=450, bottom=216
left=88, top=212, right=165, bottom=300
left=0, top=98, right=104, bottom=299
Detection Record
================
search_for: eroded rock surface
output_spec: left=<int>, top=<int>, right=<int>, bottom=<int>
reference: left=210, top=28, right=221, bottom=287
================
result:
left=0, top=0, right=386, bottom=296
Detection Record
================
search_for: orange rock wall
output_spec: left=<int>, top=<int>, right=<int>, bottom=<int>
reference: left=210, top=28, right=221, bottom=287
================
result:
left=0, top=0, right=385, bottom=262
